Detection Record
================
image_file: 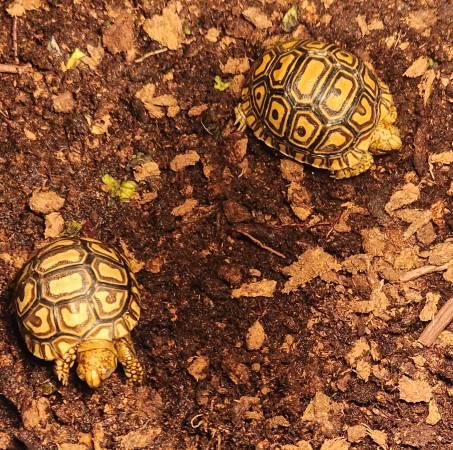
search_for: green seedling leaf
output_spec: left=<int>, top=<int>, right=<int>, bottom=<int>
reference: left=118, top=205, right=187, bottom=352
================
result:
left=282, top=6, right=298, bottom=32
left=118, top=180, right=137, bottom=202
left=65, top=48, right=86, bottom=70
left=102, top=174, right=137, bottom=202
left=61, top=219, right=83, bottom=237
left=102, top=174, right=121, bottom=195
left=214, top=75, right=230, bottom=91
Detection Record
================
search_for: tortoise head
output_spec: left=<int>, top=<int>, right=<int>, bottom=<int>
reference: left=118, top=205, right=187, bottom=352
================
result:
left=76, top=340, right=118, bottom=388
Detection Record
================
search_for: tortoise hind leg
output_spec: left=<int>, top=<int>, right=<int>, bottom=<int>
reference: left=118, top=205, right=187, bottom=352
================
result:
left=115, top=335, right=144, bottom=383
left=54, top=348, right=77, bottom=385
left=331, top=149, right=373, bottom=179
left=368, top=79, right=402, bottom=154
left=234, top=105, right=247, bottom=132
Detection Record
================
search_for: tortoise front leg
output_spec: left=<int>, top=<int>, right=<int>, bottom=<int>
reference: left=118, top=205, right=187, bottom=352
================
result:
left=54, top=347, right=77, bottom=385
left=115, top=335, right=144, bottom=383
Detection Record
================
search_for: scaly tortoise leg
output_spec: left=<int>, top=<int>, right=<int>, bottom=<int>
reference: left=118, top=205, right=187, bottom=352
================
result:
left=54, top=347, right=77, bottom=385
left=234, top=105, right=247, bottom=132
left=115, top=336, right=144, bottom=383
left=332, top=148, right=374, bottom=179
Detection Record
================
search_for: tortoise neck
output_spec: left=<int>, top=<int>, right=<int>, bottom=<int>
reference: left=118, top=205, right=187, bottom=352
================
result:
left=78, top=339, right=116, bottom=354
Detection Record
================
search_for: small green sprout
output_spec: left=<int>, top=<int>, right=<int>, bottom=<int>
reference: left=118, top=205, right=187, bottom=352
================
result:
left=65, top=48, right=86, bottom=70
left=102, top=174, right=137, bottom=202
left=214, top=75, right=230, bottom=91
left=282, top=6, right=298, bottom=32
left=118, top=180, right=137, bottom=202
left=61, top=219, right=83, bottom=237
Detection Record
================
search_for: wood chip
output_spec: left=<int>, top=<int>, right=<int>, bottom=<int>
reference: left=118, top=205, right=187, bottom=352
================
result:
left=135, top=83, right=178, bottom=119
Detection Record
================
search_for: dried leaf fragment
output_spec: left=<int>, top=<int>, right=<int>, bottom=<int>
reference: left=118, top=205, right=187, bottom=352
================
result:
left=103, top=12, right=136, bottom=61
left=6, top=0, right=42, bottom=17
left=29, top=190, right=65, bottom=214
left=171, top=198, right=198, bottom=217
left=242, top=7, right=273, bottom=29
left=232, top=279, right=277, bottom=298
left=403, top=57, right=430, bottom=78
left=426, top=398, right=441, bottom=425
left=143, top=3, right=185, bottom=50
left=170, top=151, right=200, bottom=172
left=221, top=57, right=250, bottom=75
left=246, top=321, right=265, bottom=350
left=133, top=161, right=160, bottom=183
left=430, top=151, right=453, bottom=165
left=320, top=438, right=349, bottom=450
left=419, top=292, right=440, bottom=322
left=44, top=212, right=65, bottom=238
left=399, top=376, right=432, bottom=403
left=135, top=83, right=178, bottom=119
left=405, top=9, right=437, bottom=34
left=116, top=426, right=161, bottom=450
left=385, top=183, right=420, bottom=213
left=282, top=247, right=340, bottom=293
left=53, top=91, right=75, bottom=113
left=187, top=355, right=209, bottom=381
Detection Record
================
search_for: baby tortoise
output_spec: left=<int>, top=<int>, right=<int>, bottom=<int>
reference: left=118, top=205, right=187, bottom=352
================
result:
left=14, top=237, right=143, bottom=388
left=236, top=39, right=402, bottom=179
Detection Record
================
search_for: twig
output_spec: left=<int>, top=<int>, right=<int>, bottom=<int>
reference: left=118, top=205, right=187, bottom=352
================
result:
left=400, top=262, right=450, bottom=282
left=418, top=297, right=453, bottom=347
left=0, top=63, right=27, bottom=74
left=12, top=17, right=18, bottom=64
left=134, top=48, right=168, bottom=63
left=234, top=228, right=286, bottom=259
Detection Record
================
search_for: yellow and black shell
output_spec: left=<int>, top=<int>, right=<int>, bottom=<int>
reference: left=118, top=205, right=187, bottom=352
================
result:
left=14, top=237, right=141, bottom=361
left=240, top=39, right=383, bottom=171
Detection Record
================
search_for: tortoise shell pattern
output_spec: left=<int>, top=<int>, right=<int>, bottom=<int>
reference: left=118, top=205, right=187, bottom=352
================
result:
left=15, top=238, right=141, bottom=361
left=241, top=39, right=391, bottom=172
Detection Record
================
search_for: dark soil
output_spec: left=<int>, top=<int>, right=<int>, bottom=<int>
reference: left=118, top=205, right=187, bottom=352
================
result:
left=0, top=1, right=452, bottom=449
